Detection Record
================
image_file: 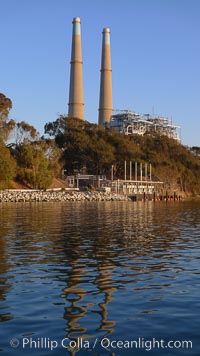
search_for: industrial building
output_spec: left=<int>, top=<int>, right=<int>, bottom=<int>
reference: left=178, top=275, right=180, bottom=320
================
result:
left=67, top=17, right=181, bottom=141
left=107, top=110, right=181, bottom=141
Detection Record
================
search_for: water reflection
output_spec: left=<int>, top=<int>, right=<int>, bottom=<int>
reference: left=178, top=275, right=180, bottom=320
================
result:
left=0, top=201, right=200, bottom=355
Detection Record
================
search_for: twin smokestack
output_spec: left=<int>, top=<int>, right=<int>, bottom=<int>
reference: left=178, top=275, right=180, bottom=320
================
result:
left=68, top=17, right=112, bottom=125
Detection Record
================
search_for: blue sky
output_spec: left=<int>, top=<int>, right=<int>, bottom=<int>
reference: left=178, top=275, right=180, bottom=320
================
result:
left=1, top=0, right=200, bottom=146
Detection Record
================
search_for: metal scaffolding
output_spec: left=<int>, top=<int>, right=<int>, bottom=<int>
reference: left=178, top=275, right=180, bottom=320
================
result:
left=107, top=110, right=181, bottom=142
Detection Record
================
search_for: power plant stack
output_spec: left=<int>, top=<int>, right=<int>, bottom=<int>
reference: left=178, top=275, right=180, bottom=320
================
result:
left=98, top=28, right=113, bottom=125
left=68, top=17, right=84, bottom=120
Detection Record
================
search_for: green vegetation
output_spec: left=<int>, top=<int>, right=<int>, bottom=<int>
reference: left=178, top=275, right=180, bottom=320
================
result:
left=1, top=92, right=200, bottom=194
left=0, top=93, right=61, bottom=189
left=45, top=116, right=200, bottom=195
left=0, top=93, right=15, bottom=142
left=0, top=138, right=16, bottom=188
left=13, top=139, right=61, bottom=189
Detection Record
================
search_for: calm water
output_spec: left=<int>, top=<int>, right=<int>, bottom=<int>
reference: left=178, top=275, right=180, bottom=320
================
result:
left=0, top=201, right=200, bottom=355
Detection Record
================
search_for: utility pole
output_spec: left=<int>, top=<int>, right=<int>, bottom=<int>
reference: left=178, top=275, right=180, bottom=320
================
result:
left=145, top=162, right=147, bottom=181
left=149, top=163, right=152, bottom=181
left=140, top=163, right=143, bottom=181
left=130, top=161, right=132, bottom=180
left=111, top=165, right=114, bottom=181
left=135, top=162, right=137, bottom=181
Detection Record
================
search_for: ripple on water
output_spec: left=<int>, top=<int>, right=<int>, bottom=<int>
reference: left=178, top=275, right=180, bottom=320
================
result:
left=0, top=201, right=200, bottom=355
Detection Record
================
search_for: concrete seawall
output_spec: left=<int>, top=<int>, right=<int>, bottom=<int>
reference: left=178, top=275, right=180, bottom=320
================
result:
left=0, top=190, right=130, bottom=203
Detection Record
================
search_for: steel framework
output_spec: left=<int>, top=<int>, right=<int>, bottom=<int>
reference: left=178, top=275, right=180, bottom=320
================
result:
left=107, top=110, right=181, bottom=141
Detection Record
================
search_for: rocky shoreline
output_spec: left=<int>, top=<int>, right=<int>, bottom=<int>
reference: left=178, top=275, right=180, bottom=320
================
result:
left=0, top=190, right=129, bottom=202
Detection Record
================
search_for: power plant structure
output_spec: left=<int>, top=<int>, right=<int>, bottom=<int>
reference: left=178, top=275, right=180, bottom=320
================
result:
left=68, top=17, right=84, bottom=120
left=107, top=110, right=181, bottom=142
left=67, top=17, right=181, bottom=141
left=98, top=28, right=113, bottom=126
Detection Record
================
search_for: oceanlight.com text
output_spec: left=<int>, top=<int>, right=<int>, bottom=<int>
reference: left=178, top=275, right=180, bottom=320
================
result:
left=10, top=336, right=193, bottom=352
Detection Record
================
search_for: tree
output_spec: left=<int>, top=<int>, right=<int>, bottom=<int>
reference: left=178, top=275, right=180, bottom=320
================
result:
left=15, top=139, right=62, bottom=189
left=44, top=115, right=200, bottom=194
left=44, top=115, right=85, bottom=138
left=0, top=93, right=15, bottom=142
left=13, top=121, right=39, bottom=145
left=0, top=139, right=16, bottom=186
left=87, top=137, right=115, bottom=174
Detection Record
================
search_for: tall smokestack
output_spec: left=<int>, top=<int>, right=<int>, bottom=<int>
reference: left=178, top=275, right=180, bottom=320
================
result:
left=68, top=17, right=84, bottom=120
left=98, top=28, right=113, bottom=125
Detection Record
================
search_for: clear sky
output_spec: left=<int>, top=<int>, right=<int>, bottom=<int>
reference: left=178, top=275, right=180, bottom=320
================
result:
left=1, top=0, right=200, bottom=146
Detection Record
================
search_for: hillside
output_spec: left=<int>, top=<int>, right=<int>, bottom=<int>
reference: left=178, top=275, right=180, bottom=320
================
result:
left=44, top=117, right=200, bottom=196
left=1, top=115, right=200, bottom=195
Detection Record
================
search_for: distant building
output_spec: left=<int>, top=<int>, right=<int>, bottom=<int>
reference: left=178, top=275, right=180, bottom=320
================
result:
left=66, top=18, right=181, bottom=142
left=106, top=110, right=181, bottom=142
